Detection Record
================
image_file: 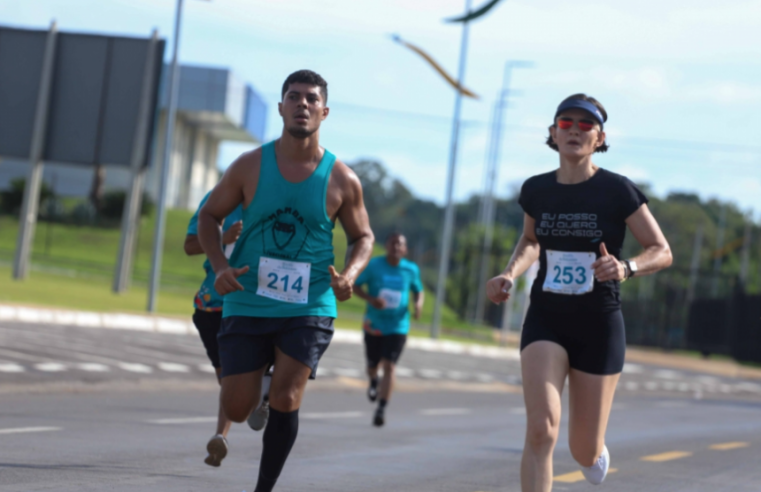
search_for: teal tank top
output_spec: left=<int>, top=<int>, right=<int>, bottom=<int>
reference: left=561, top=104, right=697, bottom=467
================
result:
left=223, top=141, right=337, bottom=318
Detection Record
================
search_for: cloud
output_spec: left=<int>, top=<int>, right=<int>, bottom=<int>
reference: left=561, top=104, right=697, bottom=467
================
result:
left=683, top=82, right=761, bottom=104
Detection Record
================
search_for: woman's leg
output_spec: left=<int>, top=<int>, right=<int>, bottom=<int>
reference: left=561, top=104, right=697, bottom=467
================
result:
left=520, top=341, right=569, bottom=492
left=567, top=369, right=620, bottom=466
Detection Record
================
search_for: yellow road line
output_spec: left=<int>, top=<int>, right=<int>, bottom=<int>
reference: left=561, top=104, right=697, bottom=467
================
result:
left=640, top=451, right=692, bottom=462
left=554, top=468, right=618, bottom=483
left=709, top=442, right=750, bottom=451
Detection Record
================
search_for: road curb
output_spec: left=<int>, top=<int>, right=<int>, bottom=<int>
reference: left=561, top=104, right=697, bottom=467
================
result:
left=0, top=304, right=520, bottom=361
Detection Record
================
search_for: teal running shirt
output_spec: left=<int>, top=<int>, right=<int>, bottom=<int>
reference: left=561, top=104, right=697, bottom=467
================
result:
left=223, top=141, right=337, bottom=319
left=187, top=191, right=243, bottom=312
left=355, top=257, right=423, bottom=335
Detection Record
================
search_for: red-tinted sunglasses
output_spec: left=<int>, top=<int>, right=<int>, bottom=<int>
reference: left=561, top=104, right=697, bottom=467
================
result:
left=557, top=117, right=596, bottom=132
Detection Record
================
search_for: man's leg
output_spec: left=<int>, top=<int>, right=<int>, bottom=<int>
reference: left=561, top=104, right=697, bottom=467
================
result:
left=214, top=367, right=232, bottom=436
left=220, top=366, right=267, bottom=423
left=373, top=358, right=395, bottom=427
left=364, top=331, right=381, bottom=402
left=254, top=347, right=311, bottom=492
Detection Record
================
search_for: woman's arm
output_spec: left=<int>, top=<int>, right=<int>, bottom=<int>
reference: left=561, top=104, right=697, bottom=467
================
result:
left=486, top=214, right=541, bottom=303
left=624, top=204, right=673, bottom=276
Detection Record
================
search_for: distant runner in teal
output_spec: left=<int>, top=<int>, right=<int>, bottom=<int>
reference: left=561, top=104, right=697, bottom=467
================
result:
left=353, top=232, right=424, bottom=427
left=197, top=70, right=374, bottom=492
left=184, top=190, right=242, bottom=467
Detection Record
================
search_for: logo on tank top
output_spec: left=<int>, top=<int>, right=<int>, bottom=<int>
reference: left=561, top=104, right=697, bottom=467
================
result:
left=259, top=207, right=311, bottom=260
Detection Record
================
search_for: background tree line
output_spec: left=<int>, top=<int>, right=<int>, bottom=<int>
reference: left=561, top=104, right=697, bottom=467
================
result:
left=350, top=159, right=761, bottom=332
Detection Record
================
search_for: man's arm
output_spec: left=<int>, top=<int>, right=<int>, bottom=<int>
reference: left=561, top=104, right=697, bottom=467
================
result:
left=198, top=153, right=254, bottom=294
left=412, top=291, right=424, bottom=319
left=328, top=162, right=374, bottom=301
left=184, top=235, right=204, bottom=256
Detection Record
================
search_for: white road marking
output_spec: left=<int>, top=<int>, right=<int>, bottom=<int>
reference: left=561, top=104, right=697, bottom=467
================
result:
left=509, top=407, right=526, bottom=415
left=158, top=362, right=190, bottom=373
left=418, top=369, right=443, bottom=379
left=735, top=382, right=761, bottom=393
left=662, top=381, right=677, bottom=391
left=446, top=370, right=468, bottom=380
left=622, top=363, right=643, bottom=374
left=654, top=369, right=681, bottom=380
left=678, top=383, right=691, bottom=392
left=0, top=363, right=25, bottom=373
left=476, top=373, right=495, bottom=383
left=34, top=362, right=66, bottom=372
left=332, top=368, right=363, bottom=378
left=696, top=375, right=721, bottom=385
left=76, top=363, right=110, bottom=372
left=420, top=408, right=471, bottom=416
left=719, top=384, right=732, bottom=393
left=315, top=366, right=331, bottom=377
left=395, top=366, right=414, bottom=377
left=624, top=381, right=639, bottom=391
left=118, top=362, right=153, bottom=373
left=301, top=411, right=364, bottom=419
left=197, top=364, right=217, bottom=374
left=0, top=426, right=61, bottom=435
left=644, top=381, right=659, bottom=391
left=148, top=417, right=216, bottom=424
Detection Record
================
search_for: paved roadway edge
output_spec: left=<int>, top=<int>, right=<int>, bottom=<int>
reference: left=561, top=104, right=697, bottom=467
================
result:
left=3, top=303, right=761, bottom=380
left=0, top=304, right=519, bottom=361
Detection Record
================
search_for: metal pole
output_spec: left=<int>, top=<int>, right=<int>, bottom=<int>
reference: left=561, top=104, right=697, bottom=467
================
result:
left=148, top=0, right=184, bottom=312
left=13, top=21, right=58, bottom=280
left=431, top=0, right=473, bottom=339
left=710, top=205, right=727, bottom=297
left=114, top=30, right=160, bottom=293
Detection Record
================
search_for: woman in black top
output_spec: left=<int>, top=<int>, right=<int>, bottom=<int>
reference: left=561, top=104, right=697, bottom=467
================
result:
left=486, top=94, right=672, bottom=491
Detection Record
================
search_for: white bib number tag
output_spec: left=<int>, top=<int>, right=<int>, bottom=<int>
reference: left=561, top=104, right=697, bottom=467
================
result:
left=378, top=288, right=402, bottom=309
left=542, top=250, right=595, bottom=296
left=257, top=257, right=310, bottom=304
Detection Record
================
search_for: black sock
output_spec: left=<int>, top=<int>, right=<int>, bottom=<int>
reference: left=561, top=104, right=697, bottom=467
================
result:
left=378, top=399, right=387, bottom=410
left=370, top=377, right=378, bottom=388
left=254, top=408, right=299, bottom=492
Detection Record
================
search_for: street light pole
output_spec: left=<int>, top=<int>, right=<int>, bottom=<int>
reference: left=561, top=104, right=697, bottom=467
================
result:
left=473, top=60, right=532, bottom=324
left=431, top=0, right=473, bottom=339
left=147, top=0, right=185, bottom=312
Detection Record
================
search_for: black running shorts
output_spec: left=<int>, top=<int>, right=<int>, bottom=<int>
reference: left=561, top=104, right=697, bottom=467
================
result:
left=218, top=316, right=334, bottom=379
left=364, top=332, right=407, bottom=367
left=192, top=309, right=223, bottom=369
left=520, top=305, right=626, bottom=375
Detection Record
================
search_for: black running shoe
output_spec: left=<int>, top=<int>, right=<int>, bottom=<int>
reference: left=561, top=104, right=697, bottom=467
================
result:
left=373, top=407, right=385, bottom=427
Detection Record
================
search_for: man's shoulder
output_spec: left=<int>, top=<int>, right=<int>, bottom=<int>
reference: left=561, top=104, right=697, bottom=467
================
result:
left=400, top=259, right=420, bottom=274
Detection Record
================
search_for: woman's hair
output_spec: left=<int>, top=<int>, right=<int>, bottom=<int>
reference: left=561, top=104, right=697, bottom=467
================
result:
left=546, top=94, right=609, bottom=153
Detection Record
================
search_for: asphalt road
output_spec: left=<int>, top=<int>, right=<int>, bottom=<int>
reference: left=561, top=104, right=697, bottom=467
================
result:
left=1, top=321, right=761, bottom=491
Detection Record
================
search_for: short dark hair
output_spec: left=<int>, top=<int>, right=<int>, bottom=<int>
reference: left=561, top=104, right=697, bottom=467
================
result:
left=385, top=231, right=405, bottom=243
left=546, top=94, right=609, bottom=153
left=281, top=70, right=328, bottom=103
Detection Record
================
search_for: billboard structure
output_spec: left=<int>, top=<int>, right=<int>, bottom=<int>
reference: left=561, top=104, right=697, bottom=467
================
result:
left=0, top=23, right=165, bottom=285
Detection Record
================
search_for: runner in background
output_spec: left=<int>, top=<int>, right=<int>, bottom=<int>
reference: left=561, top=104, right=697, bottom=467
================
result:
left=353, top=232, right=424, bottom=427
left=184, top=191, right=243, bottom=467
left=486, top=94, right=672, bottom=492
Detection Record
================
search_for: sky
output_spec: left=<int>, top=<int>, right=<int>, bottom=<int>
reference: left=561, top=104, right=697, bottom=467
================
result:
left=3, top=0, right=760, bottom=216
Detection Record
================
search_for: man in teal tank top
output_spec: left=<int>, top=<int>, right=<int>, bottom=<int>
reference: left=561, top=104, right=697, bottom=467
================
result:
left=197, top=70, right=374, bottom=492
left=353, top=232, right=424, bottom=427
left=184, top=189, right=243, bottom=467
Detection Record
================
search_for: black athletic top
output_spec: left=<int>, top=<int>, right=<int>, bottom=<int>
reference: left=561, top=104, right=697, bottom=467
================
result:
left=518, top=168, right=648, bottom=313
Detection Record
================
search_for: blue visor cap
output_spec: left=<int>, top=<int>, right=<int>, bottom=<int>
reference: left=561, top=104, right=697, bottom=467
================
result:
left=555, top=99, right=605, bottom=127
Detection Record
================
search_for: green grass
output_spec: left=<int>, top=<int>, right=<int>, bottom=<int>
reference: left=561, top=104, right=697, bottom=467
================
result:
left=0, top=213, right=486, bottom=337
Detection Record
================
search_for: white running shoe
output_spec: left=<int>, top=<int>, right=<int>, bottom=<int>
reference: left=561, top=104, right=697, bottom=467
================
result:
left=204, top=434, right=228, bottom=467
left=581, top=445, right=610, bottom=485
left=248, top=374, right=272, bottom=431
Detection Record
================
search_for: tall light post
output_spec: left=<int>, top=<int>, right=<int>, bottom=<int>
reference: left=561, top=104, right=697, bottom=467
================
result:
left=473, top=60, right=532, bottom=324
left=430, top=0, right=473, bottom=339
left=147, top=0, right=209, bottom=312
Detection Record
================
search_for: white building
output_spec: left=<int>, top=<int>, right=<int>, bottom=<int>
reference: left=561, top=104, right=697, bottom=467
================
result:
left=0, top=64, right=267, bottom=211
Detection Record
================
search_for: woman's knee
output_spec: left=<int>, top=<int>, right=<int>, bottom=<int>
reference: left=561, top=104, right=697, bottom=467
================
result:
left=525, top=416, right=560, bottom=453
